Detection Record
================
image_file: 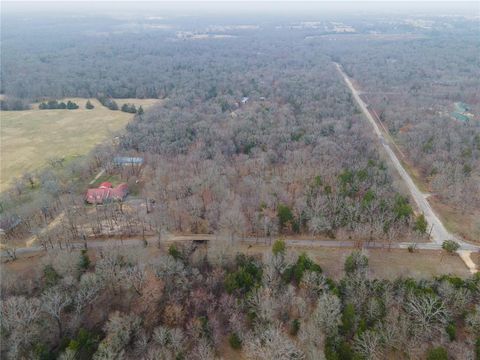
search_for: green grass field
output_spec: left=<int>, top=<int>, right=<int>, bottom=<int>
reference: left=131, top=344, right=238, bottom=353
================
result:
left=1, top=98, right=159, bottom=191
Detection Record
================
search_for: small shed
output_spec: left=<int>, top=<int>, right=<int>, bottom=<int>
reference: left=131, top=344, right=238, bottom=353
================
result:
left=113, top=157, right=144, bottom=166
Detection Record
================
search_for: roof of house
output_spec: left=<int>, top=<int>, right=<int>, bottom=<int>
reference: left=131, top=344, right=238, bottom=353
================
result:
left=85, top=183, right=128, bottom=204
left=112, top=183, right=128, bottom=197
left=452, top=112, right=470, bottom=122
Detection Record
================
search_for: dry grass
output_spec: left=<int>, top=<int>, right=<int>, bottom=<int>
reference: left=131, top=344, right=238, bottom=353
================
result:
left=240, top=244, right=472, bottom=280
left=470, top=251, right=480, bottom=268
left=429, top=196, right=480, bottom=244
left=3, top=240, right=473, bottom=286
left=0, top=98, right=159, bottom=191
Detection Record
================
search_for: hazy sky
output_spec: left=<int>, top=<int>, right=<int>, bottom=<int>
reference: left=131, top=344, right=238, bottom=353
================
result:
left=3, top=1, right=478, bottom=17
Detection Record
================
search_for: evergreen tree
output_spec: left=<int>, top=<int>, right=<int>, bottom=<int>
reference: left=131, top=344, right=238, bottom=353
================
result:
left=121, top=103, right=137, bottom=113
left=109, top=99, right=118, bottom=110
left=66, top=100, right=79, bottom=110
left=414, top=214, right=428, bottom=233
left=78, top=249, right=91, bottom=273
left=86, top=100, right=94, bottom=109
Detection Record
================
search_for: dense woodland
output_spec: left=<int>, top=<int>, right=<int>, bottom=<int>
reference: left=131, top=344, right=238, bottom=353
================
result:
left=323, top=34, right=480, bottom=220
left=1, top=14, right=478, bottom=227
left=123, top=52, right=420, bottom=241
left=1, top=23, right=429, bottom=246
left=1, top=241, right=480, bottom=359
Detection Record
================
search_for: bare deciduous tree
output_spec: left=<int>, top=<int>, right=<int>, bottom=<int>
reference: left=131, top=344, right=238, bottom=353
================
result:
left=41, top=287, right=71, bottom=339
left=245, top=323, right=305, bottom=360
left=404, top=294, right=449, bottom=341
left=353, top=330, right=384, bottom=360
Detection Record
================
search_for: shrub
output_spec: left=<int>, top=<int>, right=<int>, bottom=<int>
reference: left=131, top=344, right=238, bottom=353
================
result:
left=225, top=254, right=262, bottom=295
left=198, top=316, right=212, bottom=341
left=121, top=103, right=137, bottom=113
left=43, top=264, right=61, bottom=288
left=408, top=243, right=416, bottom=253
left=67, top=328, right=98, bottom=358
left=446, top=323, right=456, bottom=341
left=39, top=99, right=77, bottom=110
left=414, top=213, right=428, bottom=233
left=436, top=274, right=464, bottom=288
left=290, top=319, right=301, bottom=336
left=283, top=253, right=322, bottom=283
left=66, top=100, right=79, bottom=109
left=442, top=240, right=460, bottom=254
left=341, top=303, right=356, bottom=337
left=228, top=333, right=242, bottom=350
left=426, top=347, right=448, bottom=360
left=168, top=245, right=183, bottom=261
left=78, top=250, right=91, bottom=272
left=33, top=343, right=55, bottom=360
left=272, top=239, right=286, bottom=256
left=344, top=251, right=368, bottom=275
left=96, top=94, right=118, bottom=110
left=277, top=204, right=294, bottom=231
left=393, top=195, right=413, bottom=221
left=325, top=339, right=354, bottom=360
left=86, top=100, right=94, bottom=109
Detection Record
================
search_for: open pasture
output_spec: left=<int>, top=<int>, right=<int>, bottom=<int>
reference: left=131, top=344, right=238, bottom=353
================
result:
left=0, top=98, right=158, bottom=191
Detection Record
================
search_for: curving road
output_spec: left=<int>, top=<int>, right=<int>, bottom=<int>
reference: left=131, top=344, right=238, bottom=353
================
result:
left=334, top=63, right=474, bottom=247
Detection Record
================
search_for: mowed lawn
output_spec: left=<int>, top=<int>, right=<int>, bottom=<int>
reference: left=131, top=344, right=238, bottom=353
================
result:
left=1, top=98, right=158, bottom=190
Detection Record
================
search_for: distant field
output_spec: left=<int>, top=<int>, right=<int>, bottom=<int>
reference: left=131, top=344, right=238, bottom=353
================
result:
left=0, top=98, right=158, bottom=191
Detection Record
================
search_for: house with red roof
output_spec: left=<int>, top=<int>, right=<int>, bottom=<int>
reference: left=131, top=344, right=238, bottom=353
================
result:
left=85, top=182, right=129, bottom=204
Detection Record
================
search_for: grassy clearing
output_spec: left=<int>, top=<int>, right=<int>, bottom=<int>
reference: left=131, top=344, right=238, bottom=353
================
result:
left=90, top=173, right=122, bottom=188
left=0, top=98, right=159, bottom=191
left=429, top=196, right=480, bottom=244
left=2, top=244, right=472, bottom=293
left=240, top=244, right=472, bottom=280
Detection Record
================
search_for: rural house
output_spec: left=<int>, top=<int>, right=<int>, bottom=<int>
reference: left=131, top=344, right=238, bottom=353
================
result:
left=85, top=182, right=129, bottom=204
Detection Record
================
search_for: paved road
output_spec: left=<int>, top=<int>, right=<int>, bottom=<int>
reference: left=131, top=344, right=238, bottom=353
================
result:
left=6, top=235, right=479, bottom=256
left=3, top=235, right=478, bottom=273
left=334, top=63, right=473, bottom=248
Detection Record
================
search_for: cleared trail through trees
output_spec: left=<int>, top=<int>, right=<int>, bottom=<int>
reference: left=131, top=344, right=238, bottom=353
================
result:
left=334, top=63, right=476, bottom=252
